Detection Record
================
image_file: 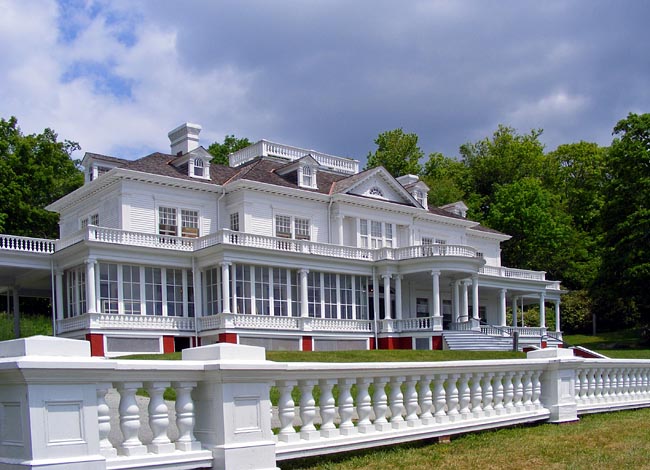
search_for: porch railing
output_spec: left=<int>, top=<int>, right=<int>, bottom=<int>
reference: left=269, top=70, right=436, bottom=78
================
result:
left=480, top=265, right=546, bottom=281
left=57, top=312, right=196, bottom=334
left=3, top=338, right=650, bottom=470
left=0, top=233, right=55, bottom=253
left=199, top=312, right=373, bottom=333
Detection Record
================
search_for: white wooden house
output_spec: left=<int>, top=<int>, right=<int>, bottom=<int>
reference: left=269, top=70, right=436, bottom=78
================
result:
left=0, top=123, right=563, bottom=356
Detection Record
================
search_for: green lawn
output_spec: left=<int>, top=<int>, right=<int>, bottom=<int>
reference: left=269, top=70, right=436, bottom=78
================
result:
left=280, top=408, right=650, bottom=470
left=563, top=329, right=650, bottom=359
left=0, top=312, right=52, bottom=341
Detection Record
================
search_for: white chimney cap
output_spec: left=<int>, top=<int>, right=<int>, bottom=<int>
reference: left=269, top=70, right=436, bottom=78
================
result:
left=168, top=122, right=202, bottom=156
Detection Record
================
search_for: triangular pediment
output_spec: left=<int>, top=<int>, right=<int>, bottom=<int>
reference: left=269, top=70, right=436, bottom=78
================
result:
left=339, top=167, right=419, bottom=206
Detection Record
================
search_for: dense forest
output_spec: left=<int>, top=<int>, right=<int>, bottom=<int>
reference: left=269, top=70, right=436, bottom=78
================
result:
left=1, top=114, right=649, bottom=334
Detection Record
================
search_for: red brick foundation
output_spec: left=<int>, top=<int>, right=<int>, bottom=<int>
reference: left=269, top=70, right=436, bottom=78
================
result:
left=219, top=333, right=238, bottom=344
left=302, top=336, right=313, bottom=351
left=162, top=336, right=175, bottom=354
left=432, top=336, right=443, bottom=350
left=86, top=333, right=104, bottom=357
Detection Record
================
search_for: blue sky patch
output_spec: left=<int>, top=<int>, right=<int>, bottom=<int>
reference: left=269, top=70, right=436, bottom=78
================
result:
left=62, top=61, right=134, bottom=100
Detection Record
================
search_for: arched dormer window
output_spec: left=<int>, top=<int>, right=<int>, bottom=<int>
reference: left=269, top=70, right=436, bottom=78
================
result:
left=193, top=158, right=204, bottom=177
left=190, top=157, right=210, bottom=179
left=298, top=164, right=317, bottom=189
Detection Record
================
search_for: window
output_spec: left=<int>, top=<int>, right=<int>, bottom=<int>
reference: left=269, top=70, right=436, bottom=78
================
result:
left=90, top=213, right=99, bottom=226
left=193, top=158, right=204, bottom=177
left=80, top=213, right=99, bottom=229
left=301, top=165, right=314, bottom=187
left=235, top=264, right=252, bottom=314
left=166, top=269, right=184, bottom=317
left=323, top=273, right=337, bottom=319
left=99, top=263, right=118, bottom=314
left=122, top=265, right=141, bottom=315
left=359, top=219, right=394, bottom=249
left=65, top=266, right=86, bottom=317
left=145, top=267, right=163, bottom=315
left=255, top=267, right=271, bottom=315
left=368, top=186, right=384, bottom=198
left=205, top=268, right=221, bottom=315
left=307, top=272, right=321, bottom=318
left=413, top=189, right=426, bottom=206
left=230, top=213, right=240, bottom=232
left=181, top=209, right=199, bottom=238
left=340, top=275, right=353, bottom=319
left=354, top=276, right=368, bottom=320
left=159, top=207, right=177, bottom=236
left=275, top=215, right=310, bottom=240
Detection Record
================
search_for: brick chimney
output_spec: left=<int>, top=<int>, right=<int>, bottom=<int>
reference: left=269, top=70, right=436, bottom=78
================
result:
left=168, top=122, right=202, bottom=156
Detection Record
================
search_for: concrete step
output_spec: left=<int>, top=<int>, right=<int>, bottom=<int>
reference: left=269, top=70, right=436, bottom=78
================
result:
left=442, top=330, right=514, bottom=351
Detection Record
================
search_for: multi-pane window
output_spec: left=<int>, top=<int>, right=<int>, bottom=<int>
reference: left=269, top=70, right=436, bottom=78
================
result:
left=187, top=271, right=194, bottom=317
left=90, top=213, right=99, bottom=226
left=301, top=166, right=314, bottom=187
left=230, top=213, right=240, bottom=231
left=193, top=158, right=204, bottom=177
left=235, top=265, right=252, bottom=314
left=166, top=269, right=184, bottom=317
left=273, top=268, right=288, bottom=316
left=255, top=267, right=271, bottom=315
left=99, top=263, right=119, bottom=314
left=205, top=268, right=221, bottom=315
left=307, top=271, right=321, bottom=318
left=66, top=267, right=86, bottom=317
left=145, top=267, right=163, bottom=316
left=354, top=276, right=369, bottom=320
left=181, top=209, right=199, bottom=238
left=158, top=207, right=177, bottom=236
left=384, top=223, right=393, bottom=248
left=359, top=220, right=369, bottom=248
left=294, top=217, right=310, bottom=240
left=323, top=273, right=337, bottom=319
left=359, top=219, right=394, bottom=249
left=275, top=215, right=292, bottom=238
left=340, top=275, right=353, bottom=319
left=122, top=265, right=141, bottom=314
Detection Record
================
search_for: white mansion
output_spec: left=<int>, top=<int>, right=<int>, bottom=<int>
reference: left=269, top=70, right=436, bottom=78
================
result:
left=0, top=123, right=563, bottom=356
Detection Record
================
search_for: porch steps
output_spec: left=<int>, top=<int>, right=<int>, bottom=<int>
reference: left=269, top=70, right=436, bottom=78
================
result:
left=442, top=330, right=515, bottom=351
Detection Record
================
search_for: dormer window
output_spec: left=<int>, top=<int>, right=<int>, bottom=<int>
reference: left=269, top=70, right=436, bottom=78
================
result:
left=189, top=157, right=210, bottom=179
left=298, top=165, right=317, bottom=189
left=368, top=186, right=384, bottom=198
left=193, top=159, right=204, bottom=177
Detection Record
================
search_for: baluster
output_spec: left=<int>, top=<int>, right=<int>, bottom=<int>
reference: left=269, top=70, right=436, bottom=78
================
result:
left=593, top=368, right=603, bottom=403
left=173, top=382, right=200, bottom=451
left=298, top=379, right=319, bottom=440
left=433, top=374, right=447, bottom=421
left=418, top=375, right=434, bottom=425
left=502, top=372, right=514, bottom=412
left=356, top=377, right=374, bottom=433
left=481, top=373, right=494, bottom=415
left=587, top=369, right=597, bottom=404
left=643, top=368, right=650, bottom=398
left=470, top=372, right=483, bottom=416
left=276, top=380, right=298, bottom=442
left=622, top=368, right=631, bottom=400
left=318, top=379, right=338, bottom=437
left=116, top=382, right=147, bottom=456
left=458, top=373, right=471, bottom=417
left=630, top=368, right=638, bottom=399
left=532, top=370, right=542, bottom=408
left=602, top=368, right=612, bottom=402
left=580, top=369, right=589, bottom=401
left=493, top=372, right=505, bottom=413
left=338, top=378, right=357, bottom=435
left=404, top=376, right=421, bottom=427
left=145, top=381, right=174, bottom=453
left=615, top=369, right=623, bottom=401
left=97, top=383, right=117, bottom=458
left=513, top=372, right=524, bottom=410
left=523, top=371, right=533, bottom=409
left=389, top=376, right=406, bottom=429
left=373, top=377, right=390, bottom=431
left=445, top=374, right=460, bottom=419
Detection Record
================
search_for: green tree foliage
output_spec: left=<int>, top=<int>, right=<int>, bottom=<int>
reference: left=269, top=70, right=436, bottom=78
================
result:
left=595, top=113, right=650, bottom=328
left=0, top=117, right=83, bottom=238
left=420, top=152, right=468, bottom=207
left=207, top=134, right=252, bottom=166
left=366, top=128, right=423, bottom=177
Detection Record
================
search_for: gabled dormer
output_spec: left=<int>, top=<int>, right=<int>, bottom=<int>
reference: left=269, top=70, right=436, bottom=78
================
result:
left=396, top=174, right=430, bottom=210
left=275, top=154, right=320, bottom=190
left=171, top=147, right=213, bottom=180
left=334, top=167, right=421, bottom=207
left=81, top=153, right=128, bottom=184
left=441, top=201, right=468, bottom=218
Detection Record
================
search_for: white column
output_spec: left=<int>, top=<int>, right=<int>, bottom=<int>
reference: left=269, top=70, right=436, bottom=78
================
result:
left=472, top=274, right=480, bottom=321
left=372, top=274, right=379, bottom=321
left=382, top=274, right=392, bottom=320
left=221, top=262, right=231, bottom=314
left=86, top=258, right=97, bottom=313
left=299, top=269, right=309, bottom=318
left=539, top=293, right=546, bottom=328
left=499, top=289, right=507, bottom=326
left=431, top=270, right=441, bottom=319
left=512, top=296, right=518, bottom=327
left=230, top=264, right=237, bottom=314
left=461, top=280, right=469, bottom=322
left=394, top=275, right=403, bottom=321
left=55, top=270, right=64, bottom=321
left=554, top=300, right=561, bottom=332
left=336, top=215, right=344, bottom=245
left=452, top=280, right=460, bottom=323
left=192, top=265, right=202, bottom=318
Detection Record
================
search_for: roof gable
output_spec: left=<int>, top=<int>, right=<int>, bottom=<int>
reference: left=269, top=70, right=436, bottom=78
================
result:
left=335, top=167, right=419, bottom=206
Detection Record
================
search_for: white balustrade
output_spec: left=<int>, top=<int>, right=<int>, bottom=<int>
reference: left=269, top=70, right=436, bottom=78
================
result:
left=0, top=233, right=56, bottom=253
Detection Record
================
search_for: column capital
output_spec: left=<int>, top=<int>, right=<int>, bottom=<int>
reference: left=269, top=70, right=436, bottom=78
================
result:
left=539, top=292, right=546, bottom=301
left=471, top=273, right=479, bottom=281
left=499, top=288, right=508, bottom=295
left=298, top=268, right=310, bottom=275
left=84, top=257, right=97, bottom=265
left=430, top=270, right=441, bottom=277
left=220, top=261, right=232, bottom=267
left=381, top=273, right=392, bottom=280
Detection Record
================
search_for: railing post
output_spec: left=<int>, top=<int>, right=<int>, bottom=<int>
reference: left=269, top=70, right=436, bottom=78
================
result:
left=528, top=348, right=582, bottom=423
left=184, top=343, right=279, bottom=470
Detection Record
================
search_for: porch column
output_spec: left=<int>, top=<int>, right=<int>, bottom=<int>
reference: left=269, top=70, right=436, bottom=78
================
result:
left=460, top=280, right=469, bottom=322
left=299, top=269, right=309, bottom=318
left=452, top=280, right=460, bottom=323
left=193, top=265, right=202, bottom=318
left=431, top=270, right=441, bottom=319
left=554, top=300, right=561, bottom=332
left=382, top=274, right=392, bottom=320
left=55, top=270, right=64, bottom=321
left=499, top=289, right=507, bottom=327
left=394, top=275, right=403, bottom=321
left=85, top=258, right=97, bottom=313
left=511, top=296, right=518, bottom=327
left=539, top=293, right=546, bottom=328
left=220, top=262, right=231, bottom=314
left=336, top=215, right=344, bottom=245
left=471, top=274, right=480, bottom=321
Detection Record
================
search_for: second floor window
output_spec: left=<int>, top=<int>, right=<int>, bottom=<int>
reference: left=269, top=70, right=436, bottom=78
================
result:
left=159, top=207, right=200, bottom=237
left=181, top=209, right=199, bottom=238
left=275, top=215, right=310, bottom=240
left=159, top=207, right=177, bottom=236
left=230, top=212, right=240, bottom=231
left=359, top=219, right=394, bottom=248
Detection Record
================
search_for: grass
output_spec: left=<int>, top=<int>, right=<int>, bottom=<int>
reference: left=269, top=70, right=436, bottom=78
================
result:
left=564, top=328, right=650, bottom=359
left=280, top=408, right=650, bottom=470
left=0, top=312, right=52, bottom=341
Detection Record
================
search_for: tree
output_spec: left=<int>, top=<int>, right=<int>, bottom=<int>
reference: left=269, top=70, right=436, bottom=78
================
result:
left=420, top=152, right=468, bottom=207
left=207, top=134, right=252, bottom=166
left=595, top=113, right=650, bottom=328
left=366, top=128, right=423, bottom=177
left=0, top=117, right=83, bottom=238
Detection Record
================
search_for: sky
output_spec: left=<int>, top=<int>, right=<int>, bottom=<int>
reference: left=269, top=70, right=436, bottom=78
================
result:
left=1, top=0, right=649, bottom=165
